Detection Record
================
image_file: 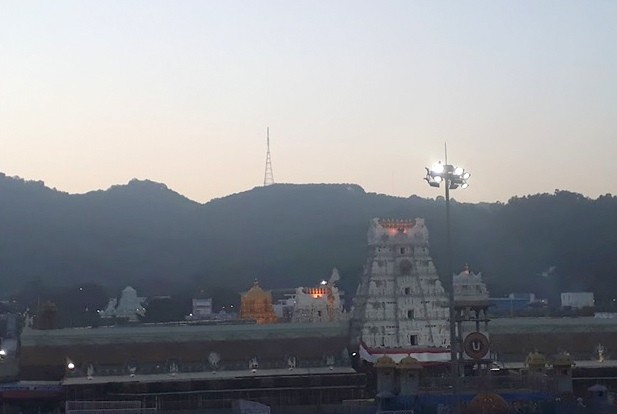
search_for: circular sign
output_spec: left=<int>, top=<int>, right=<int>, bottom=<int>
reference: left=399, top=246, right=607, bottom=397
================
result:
left=463, top=332, right=490, bottom=360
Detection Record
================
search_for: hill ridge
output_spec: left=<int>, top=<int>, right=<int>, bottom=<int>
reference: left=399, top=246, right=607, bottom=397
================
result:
left=1, top=173, right=616, bottom=307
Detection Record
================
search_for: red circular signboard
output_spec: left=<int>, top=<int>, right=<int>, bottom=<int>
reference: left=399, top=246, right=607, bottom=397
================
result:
left=463, top=332, right=490, bottom=360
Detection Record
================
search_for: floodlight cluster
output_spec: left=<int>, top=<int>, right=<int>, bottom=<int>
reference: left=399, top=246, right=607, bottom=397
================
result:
left=425, top=162, right=470, bottom=190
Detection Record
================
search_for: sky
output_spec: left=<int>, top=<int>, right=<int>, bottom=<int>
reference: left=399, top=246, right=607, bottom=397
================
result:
left=1, top=1, right=616, bottom=204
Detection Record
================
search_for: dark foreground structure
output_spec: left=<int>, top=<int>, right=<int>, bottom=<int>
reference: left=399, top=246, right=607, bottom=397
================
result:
left=6, top=321, right=368, bottom=414
left=5, top=317, right=617, bottom=413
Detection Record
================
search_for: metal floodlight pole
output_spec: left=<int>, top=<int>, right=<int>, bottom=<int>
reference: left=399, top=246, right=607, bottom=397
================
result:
left=424, top=156, right=470, bottom=413
left=444, top=176, right=457, bottom=376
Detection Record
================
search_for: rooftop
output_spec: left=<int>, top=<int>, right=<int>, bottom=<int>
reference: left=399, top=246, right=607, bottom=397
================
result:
left=490, top=317, right=617, bottom=334
left=21, top=321, right=350, bottom=347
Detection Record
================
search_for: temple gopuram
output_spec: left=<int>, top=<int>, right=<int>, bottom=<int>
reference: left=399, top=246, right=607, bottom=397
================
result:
left=351, top=218, right=451, bottom=363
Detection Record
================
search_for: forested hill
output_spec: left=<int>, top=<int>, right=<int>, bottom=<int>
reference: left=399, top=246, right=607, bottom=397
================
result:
left=1, top=173, right=616, bottom=305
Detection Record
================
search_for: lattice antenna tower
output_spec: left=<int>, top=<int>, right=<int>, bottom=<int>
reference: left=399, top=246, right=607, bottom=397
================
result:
left=263, top=127, right=274, bottom=186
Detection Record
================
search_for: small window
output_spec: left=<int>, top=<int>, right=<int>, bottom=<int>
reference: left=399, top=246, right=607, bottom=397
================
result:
left=410, top=335, right=418, bottom=345
left=400, top=247, right=406, bottom=254
left=404, top=287, right=411, bottom=295
left=407, top=310, right=414, bottom=319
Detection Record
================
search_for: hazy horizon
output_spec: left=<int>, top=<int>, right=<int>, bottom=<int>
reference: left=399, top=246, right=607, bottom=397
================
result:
left=1, top=1, right=616, bottom=204
left=3, top=171, right=611, bottom=206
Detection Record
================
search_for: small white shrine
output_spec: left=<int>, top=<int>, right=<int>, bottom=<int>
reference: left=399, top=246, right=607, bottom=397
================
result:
left=100, top=286, right=146, bottom=322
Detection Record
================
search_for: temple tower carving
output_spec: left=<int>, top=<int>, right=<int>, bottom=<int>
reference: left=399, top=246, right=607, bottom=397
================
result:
left=351, top=218, right=450, bottom=355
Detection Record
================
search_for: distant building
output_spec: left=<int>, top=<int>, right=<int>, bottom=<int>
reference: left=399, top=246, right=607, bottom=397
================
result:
left=292, top=268, right=345, bottom=323
left=489, top=297, right=531, bottom=316
left=489, top=293, right=545, bottom=316
left=271, top=291, right=295, bottom=322
left=100, top=286, right=146, bottom=322
left=561, top=292, right=594, bottom=309
left=189, top=298, right=213, bottom=319
left=0, top=307, right=19, bottom=371
left=213, top=308, right=237, bottom=320
left=508, top=292, right=537, bottom=303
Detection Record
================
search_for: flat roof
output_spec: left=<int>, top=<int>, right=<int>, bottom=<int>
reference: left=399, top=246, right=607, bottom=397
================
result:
left=21, top=321, right=350, bottom=347
left=490, top=317, right=617, bottom=334
left=22, top=317, right=617, bottom=347
left=499, top=360, right=617, bottom=370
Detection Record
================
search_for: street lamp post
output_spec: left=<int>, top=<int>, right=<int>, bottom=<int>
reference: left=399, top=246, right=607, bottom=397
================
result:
left=424, top=161, right=470, bottom=403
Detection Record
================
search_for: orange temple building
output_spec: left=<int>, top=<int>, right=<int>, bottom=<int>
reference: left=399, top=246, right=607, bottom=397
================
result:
left=240, top=280, right=277, bottom=324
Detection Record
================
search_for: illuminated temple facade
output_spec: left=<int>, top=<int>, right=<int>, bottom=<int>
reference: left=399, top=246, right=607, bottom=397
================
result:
left=240, top=280, right=277, bottom=324
left=292, top=268, right=344, bottom=323
left=352, top=218, right=450, bottom=361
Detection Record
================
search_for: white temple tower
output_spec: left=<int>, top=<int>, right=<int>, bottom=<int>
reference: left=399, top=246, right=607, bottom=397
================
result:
left=352, top=218, right=450, bottom=362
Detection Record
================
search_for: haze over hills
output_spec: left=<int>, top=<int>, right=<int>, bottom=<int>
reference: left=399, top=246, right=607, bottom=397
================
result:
left=1, top=172, right=616, bottom=306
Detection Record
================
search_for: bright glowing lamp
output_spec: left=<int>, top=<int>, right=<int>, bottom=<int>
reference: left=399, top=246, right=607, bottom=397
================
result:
left=462, top=172, right=471, bottom=180
left=431, top=163, right=444, bottom=174
left=454, top=167, right=464, bottom=176
left=433, top=176, right=442, bottom=183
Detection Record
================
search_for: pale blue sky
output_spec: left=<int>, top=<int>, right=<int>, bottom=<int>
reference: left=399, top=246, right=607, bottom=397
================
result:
left=1, top=1, right=616, bottom=203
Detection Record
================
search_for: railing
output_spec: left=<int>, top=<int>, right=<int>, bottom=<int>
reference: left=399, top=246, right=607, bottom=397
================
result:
left=68, top=409, right=157, bottom=414
left=67, top=401, right=143, bottom=410
left=378, top=411, right=414, bottom=414
left=66, top=401, right=156, bottom=414
left=66, top=358, right=346, bottom=378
